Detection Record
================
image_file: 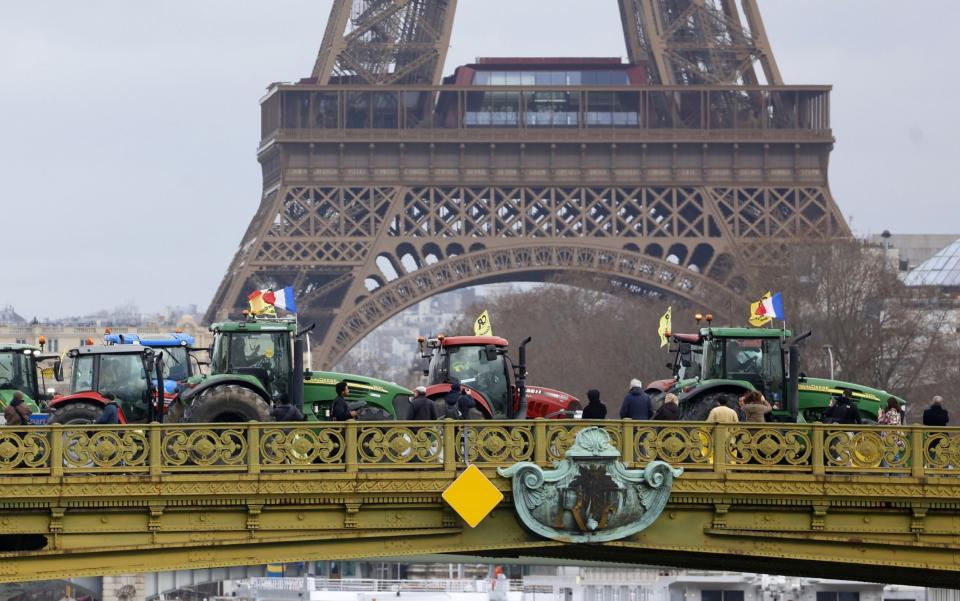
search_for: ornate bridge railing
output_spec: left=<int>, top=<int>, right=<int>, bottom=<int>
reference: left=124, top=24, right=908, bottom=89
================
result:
left=0, top=421, right=956, bottom=477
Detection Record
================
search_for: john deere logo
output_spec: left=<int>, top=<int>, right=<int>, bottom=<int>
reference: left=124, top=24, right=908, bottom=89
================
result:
left=498, top=427, right=681, bottom=543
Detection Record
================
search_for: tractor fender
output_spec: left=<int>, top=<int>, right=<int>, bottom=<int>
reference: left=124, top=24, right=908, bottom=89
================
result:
left=677, top=379, right=756, bottom=405
left=49, top=391, right=111, bottom=409
left=178, top=374, right=269, bottom=405
left=425, top=383, right=493, bottom=418
left=48, top=392, right=130, bottom=424
left=645, top=378, right=677, bottom=395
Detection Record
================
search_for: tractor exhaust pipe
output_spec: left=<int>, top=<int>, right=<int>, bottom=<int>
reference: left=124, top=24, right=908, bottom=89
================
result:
left=788, top=345, right=800, bottom=422
left=292, top=337, right=305, bottom=411
left=516, top=337, right=532, bottom=420
left=154, top=354, right=164, bottom=423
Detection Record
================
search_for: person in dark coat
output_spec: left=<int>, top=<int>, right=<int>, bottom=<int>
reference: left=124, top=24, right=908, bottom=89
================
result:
left=271, top=401, right=305, bottom=422
left=581, top=389, right=607, bottom=419
left=442, top=381, right=475, bottom=419
left=652, top=393, right=680, bottom=421
left=95, top=393, right=120, bottom=424
left=923, top=396, right=949, bottom=426
left=821, top=389, right=861, bottom=424
left=407, top=386, right=438, bottom=420
left=3, top=392, right=32, bottom=425
left=620, top=379, right=652, bottom=420
left=329, top=381, right=357, bottom=421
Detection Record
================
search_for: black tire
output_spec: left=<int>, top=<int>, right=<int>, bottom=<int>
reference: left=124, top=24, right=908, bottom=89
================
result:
left=183, top=385, right=271, bottom=423
left=49, top=402, right=102, bottom=425
left=166, top=400, right=185, bottom=423
left=682, top=392, right=734, bottom=422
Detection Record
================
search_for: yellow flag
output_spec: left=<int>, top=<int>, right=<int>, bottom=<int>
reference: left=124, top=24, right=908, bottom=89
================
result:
left=658, top=306, right=672, bottom=348
left=749, top=292, right=773, bottom=327
left=474, top=310, right=493, bottom=336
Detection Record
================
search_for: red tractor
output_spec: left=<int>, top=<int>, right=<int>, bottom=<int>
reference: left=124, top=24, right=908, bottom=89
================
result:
left=418, top=335, right=580, bottom=419
left=48, top=345, right=165, bottom=424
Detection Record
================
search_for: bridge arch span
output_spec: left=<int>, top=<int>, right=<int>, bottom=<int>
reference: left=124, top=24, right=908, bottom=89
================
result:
left=319, top=243, right=741, bottom=368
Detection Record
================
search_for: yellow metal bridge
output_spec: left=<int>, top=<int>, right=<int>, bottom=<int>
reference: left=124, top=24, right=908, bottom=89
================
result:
left=0, top=420, right=958, bottom=587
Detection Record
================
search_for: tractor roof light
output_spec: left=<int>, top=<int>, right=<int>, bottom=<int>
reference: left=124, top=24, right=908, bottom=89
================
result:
left=705, top=314, right=714, bottom=323
left=85, top=338, right=96, bottom=346
left=38, top=335, right=46, bottom=346
left=104, top=327, right=112, bottom=334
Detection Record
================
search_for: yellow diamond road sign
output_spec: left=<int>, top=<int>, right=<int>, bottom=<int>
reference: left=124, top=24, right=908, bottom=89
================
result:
left=442, top=464, right=504, bottom=528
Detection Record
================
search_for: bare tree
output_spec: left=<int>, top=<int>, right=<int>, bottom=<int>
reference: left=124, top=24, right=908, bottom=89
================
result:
left=751, top=239, right=953, bottom=421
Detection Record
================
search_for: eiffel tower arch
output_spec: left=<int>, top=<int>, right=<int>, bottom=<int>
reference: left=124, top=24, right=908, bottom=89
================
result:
left=206, top=0, right=847, bottom=369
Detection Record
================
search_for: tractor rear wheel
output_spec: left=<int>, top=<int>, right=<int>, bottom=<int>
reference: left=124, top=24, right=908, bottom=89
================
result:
left=683, top=392, right=736, bottom=422
left=49, top=402, right=102, bottom=425
left=183, top=385, right=271, bottom=423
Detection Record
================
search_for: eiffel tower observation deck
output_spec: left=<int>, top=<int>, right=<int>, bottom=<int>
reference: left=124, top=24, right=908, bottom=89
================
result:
left=206, top=0, right=844, bottom=369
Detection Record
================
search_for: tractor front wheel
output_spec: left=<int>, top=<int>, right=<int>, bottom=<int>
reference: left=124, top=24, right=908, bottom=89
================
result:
left=183, top=385, right=271, bottom=423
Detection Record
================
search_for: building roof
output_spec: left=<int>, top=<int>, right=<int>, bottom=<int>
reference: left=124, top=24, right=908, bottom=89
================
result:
left=903, top=238, right=960, bottom=287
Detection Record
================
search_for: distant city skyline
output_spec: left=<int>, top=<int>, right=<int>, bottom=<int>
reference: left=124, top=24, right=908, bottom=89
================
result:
left=2, top=1, right=958, bottom=318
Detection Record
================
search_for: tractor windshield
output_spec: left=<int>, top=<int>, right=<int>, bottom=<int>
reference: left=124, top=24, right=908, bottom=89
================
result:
left=99, top=354, right=150, bottom=405
left=158, top=346, right=189, bottom=381
left=0, top=351, right=37, bottom=398
left=216, top=332, right=290, bottom=401
left=444, top=345, right=510, bottom=416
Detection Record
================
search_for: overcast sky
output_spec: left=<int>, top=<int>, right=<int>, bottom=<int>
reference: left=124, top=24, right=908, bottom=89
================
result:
left=2, top=1, right=958, bottom=319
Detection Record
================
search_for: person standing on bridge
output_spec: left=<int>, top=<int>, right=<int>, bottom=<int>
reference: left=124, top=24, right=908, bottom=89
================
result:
left=443, top=380, right=474, bottom=419
left=330, top=381, right=357, bottom=421
left=3, top=391, right=32, bottom=426
left=740, top=391, right=771, bottom=423
left=94, top=393, right=120, bottom=425
left=923, top=396, right=949, bottom=426
left=620, top=379, right=652, bottom=420
left=581, top=389, right=607, bottom=419
left=652, top=393, right=680, bottom=420
left=407, top=386, right=438, bottom=420
left=706, top=397, right=739, bottom=422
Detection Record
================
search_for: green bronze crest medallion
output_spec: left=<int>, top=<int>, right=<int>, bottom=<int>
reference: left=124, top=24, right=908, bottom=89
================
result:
left=497, top=426, right=682, bottom=543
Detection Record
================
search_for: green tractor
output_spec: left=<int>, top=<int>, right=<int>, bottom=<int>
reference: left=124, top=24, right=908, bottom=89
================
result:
left=669, top=326, right=903, bottom=423
left=0, top=342, right=62, bottom=422
left=170, top=316, right=412, bottom=423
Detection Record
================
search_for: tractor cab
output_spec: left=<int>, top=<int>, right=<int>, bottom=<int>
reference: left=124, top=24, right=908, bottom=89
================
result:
left=49, top=345, right=163, bottom=424
left=699, top=330, right=787, bottom=407
left=424, top=336, right=515, bottom=417
left=208, top=318, right=295, bottom=403
left=0, top=343, right=62, bottom=416
left=104, top=332, right=196, bottom=393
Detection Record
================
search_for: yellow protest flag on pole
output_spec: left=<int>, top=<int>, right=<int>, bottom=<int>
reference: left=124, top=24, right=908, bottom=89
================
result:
left=749, top=292, right=773, bottom=327
left=474, top=310, right=493, bottom=336
left=658, top=306, right=672, bottom=348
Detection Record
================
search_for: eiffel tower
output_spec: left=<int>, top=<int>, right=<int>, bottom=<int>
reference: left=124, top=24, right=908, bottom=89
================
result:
left=206, top=0, right=846, bottom=369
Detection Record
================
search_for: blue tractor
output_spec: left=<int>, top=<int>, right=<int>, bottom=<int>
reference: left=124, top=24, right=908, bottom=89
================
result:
left=103, top=332, right=196, bottom=395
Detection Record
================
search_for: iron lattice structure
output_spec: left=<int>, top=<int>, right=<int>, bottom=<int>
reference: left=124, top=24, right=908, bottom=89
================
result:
left=206, top=0, right=847, bottom=369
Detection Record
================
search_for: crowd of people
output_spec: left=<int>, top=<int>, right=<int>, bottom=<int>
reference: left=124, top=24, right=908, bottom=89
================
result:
left=574, top=380, right=950, bottom=427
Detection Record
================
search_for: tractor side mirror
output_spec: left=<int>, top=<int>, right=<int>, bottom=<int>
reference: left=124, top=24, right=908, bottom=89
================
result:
left=483, top=345, right=498, bottom=362
left=53, top=358, right=64, bottom=382
left=799, top=371, right=807, bottom=383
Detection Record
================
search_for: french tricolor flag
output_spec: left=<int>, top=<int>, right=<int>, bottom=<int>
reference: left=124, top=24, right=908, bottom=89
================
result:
left=757, top=292, right=785, bottom=320
left=271, top=286, right=297, bottom=313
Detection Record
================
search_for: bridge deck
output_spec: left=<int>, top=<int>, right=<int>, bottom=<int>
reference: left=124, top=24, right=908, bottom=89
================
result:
left=0, top=420, right=958, bottom=586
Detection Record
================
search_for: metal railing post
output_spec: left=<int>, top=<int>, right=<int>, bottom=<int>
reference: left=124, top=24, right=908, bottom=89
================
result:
left=621, top=420, right=635, bottom=466
left=713, top=424, right=728, bottom=474
left=533, top=419, right=547, bottom=465
left=345, top=422, right=358, bottom=473
left=443, top=421, right=456, bottom=471
left=812, top=424, right=825, bottom=476
left=911, top=427, right=925, bottom=479
left=150, top=424, right=162, bottom=477
left=247, top=422, right=261, bottom=476
left=50, top=425, right=63, bottom=478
